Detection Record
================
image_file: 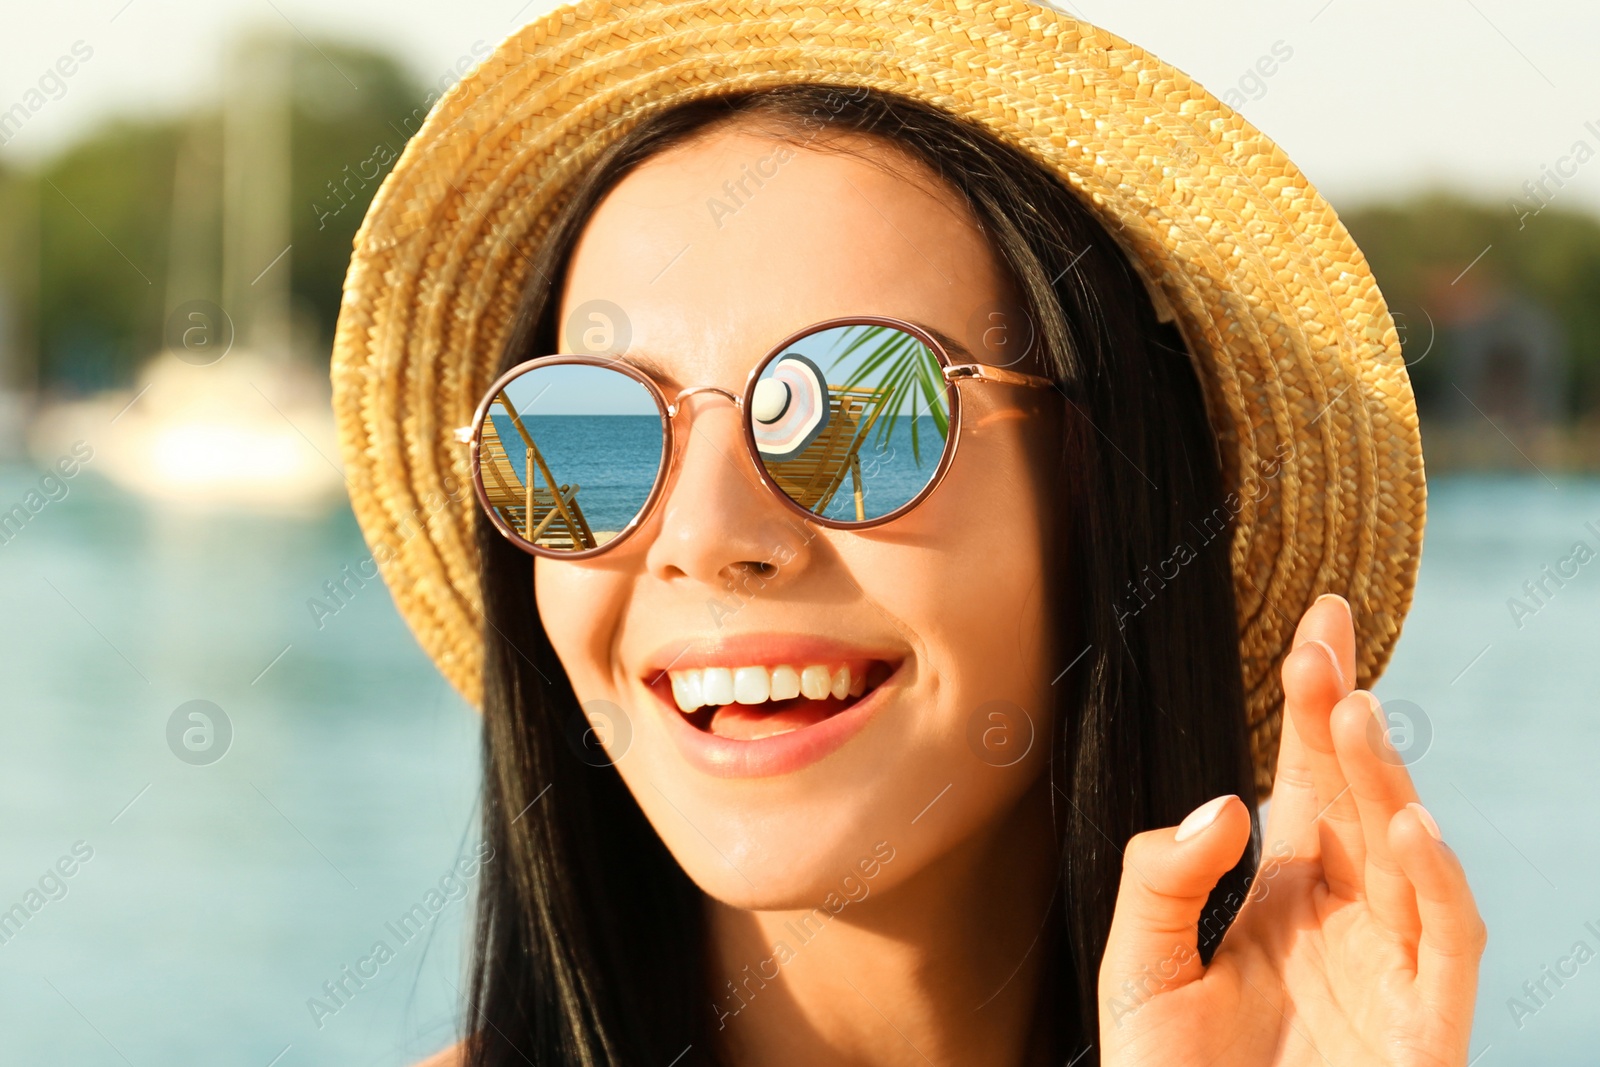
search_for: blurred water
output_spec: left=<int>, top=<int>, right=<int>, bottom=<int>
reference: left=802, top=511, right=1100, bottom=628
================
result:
left=0, top=468, right=1595, bottom=1063
left=0, top=465, right=478, bottom=1066
left=1374, top=476, right=1600, bottom=1062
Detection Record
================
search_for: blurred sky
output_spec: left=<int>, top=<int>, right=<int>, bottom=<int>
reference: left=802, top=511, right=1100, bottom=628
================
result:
left=2, top=0, right=1599, bottom=216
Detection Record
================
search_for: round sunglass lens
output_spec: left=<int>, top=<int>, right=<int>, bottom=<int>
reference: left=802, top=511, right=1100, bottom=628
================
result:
left=752, top=324, right=952, bottom=523
left=478, top=362, right=663, bottom=552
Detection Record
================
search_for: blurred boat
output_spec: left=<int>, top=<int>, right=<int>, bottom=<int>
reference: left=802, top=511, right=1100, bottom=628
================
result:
left=27, top=348, right=343, bottom=514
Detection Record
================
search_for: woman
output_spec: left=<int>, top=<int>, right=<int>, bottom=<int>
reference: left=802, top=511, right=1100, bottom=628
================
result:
left=331, top=4, right=1485, bottom=1064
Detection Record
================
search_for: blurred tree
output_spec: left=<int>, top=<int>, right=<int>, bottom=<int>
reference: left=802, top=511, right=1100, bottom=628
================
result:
left=286, top=38, right=429, bottom=353
left=1344, top=194, right=1600, bottom=422
left=0, top=163, right=38, bottom=393
left=35, top=118, right=180, bottom=391
left=10, top=34, right=426, bottom=392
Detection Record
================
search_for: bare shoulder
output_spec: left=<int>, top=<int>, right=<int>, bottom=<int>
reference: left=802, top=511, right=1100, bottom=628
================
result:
left=412, top=1042, right=464, bottom=1067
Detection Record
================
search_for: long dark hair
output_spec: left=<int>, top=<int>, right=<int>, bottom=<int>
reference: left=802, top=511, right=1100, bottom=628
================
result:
left=465, top=83, right=1258, bottom=1067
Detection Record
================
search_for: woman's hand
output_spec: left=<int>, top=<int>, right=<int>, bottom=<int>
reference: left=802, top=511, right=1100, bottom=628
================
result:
left=1097, top=594, right=1486, bottom=1067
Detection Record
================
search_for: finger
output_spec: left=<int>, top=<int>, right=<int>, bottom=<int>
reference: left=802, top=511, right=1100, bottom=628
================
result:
left=1390, top=804, right=1487, bottom=1020
left=1331, top=690, right=1423, bottom=939
left=1100, top=796, right=1252, bottom=1010
left=1263, top=665, right=1324, bottom=863
left=1281, top=625, right=1364, bottom=898
left=1262, top=702, right=1320, bottom=860
left=1266, top=592, right=1356, bottom=856
left=1291, top=593, right=1359, bottom=681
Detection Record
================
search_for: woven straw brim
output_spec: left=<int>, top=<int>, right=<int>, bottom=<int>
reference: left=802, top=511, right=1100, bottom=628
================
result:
left=330, top=0, right=1426, bottom=798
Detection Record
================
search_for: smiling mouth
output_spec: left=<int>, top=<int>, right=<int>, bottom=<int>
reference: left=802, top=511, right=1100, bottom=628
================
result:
left=654, top=659, right=897, bottom=741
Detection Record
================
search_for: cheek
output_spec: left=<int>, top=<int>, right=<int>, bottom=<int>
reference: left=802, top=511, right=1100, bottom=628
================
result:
left=852, top=413, right=1057, bottom=790
left=533, top=560, right=629, bottom=698
left=896, top=412, right=1056, bottom=696
left=939, top=416, right=1056, bottom=747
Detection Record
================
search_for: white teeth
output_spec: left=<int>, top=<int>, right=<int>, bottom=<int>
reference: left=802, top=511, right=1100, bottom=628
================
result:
left=670, top=670, right=702, bottom=711
left=799, top=665, right=832, bottom=700
left=664, top=663, right=877, bottom=714
left=770, top=665, right=801, bottom=701
left=701, top=667, right=735, bottom=706
left=732, top=666, right=770, bottom=704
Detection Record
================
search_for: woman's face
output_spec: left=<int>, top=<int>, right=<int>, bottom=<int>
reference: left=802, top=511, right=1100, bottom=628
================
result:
left=537, top=121, right=1062, bottom=909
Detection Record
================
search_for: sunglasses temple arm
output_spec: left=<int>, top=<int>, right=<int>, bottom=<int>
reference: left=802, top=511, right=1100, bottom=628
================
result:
left=941, top=363, right=1056, bottom=389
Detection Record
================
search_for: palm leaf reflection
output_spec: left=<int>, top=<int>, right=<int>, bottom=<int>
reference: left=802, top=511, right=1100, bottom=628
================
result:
left=829, top=325, right=949, bottom=466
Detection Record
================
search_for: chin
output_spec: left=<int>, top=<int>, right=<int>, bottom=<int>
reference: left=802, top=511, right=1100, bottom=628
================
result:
left=668, top=802, right=909, bottom=911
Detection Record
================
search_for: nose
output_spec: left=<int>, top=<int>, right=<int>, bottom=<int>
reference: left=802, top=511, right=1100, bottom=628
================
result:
left=643, top=392, right=814, bottom=591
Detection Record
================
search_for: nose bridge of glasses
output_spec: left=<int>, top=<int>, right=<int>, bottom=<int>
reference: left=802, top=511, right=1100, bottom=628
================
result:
left=665, top=384, right=743, bottom=418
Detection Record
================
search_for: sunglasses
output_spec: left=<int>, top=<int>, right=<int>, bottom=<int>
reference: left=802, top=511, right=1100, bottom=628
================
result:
left=456, top=314, right=1057, bottom=559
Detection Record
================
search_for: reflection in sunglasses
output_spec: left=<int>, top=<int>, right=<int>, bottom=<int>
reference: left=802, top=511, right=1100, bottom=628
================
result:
left=469, top=317, right=1056, bottom=555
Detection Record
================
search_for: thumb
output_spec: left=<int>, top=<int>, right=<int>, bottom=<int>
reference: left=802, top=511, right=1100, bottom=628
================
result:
left=1098, top=795, right=1251, bottom=1023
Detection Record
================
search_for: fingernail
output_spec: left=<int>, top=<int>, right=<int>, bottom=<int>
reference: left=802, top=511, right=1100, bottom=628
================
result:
left=1408, top=802, right=1442, bottom=841
left=1315, top=592, right=1351, bottom=613
left=1306, top=639, right=1347, bottom=689
left=1175, top=795, right=1236, bottom=842
left=1359, top=689, right=1383, bottom=720
left=1359, top=690, right=1392, bottom=750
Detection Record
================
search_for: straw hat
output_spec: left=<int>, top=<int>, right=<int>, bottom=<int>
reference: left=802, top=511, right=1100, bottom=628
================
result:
left=330, top=0, right=1426, bottom=796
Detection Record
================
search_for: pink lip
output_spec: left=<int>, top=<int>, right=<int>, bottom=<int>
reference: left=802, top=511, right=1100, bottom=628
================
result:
left=637, top=632, right=906, bottom=778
